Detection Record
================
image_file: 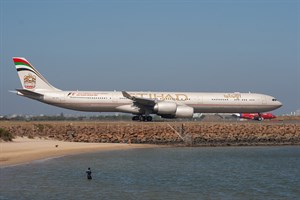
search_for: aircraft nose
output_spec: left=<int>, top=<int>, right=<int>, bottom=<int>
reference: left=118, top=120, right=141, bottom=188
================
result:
left=276, top=101, right=283, bottom=108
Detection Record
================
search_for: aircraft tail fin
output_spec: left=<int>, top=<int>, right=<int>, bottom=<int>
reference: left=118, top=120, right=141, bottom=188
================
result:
left=13, top=57, right=60, bottom=92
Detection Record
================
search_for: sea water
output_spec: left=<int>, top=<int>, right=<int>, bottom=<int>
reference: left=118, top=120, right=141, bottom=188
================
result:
left=1, top=146, right=300, bottom=200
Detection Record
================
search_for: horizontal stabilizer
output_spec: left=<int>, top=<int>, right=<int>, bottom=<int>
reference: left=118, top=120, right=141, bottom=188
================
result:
left=16, top=89, right=44, bottom=98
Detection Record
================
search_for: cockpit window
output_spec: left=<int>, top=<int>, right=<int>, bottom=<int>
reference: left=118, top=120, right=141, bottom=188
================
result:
left=272, top=98, right=277, bottom=101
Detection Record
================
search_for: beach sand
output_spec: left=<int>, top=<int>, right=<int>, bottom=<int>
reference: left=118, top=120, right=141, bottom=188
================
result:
left=0, top=137, right=156, bottom=167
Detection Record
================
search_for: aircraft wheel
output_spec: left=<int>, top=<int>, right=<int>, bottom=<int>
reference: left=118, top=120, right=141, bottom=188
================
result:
left=132, top=116, right=139, bottom=121
left=146, top=116, right=152, bottom=121
left=132, top=115, right=152, bottom=122
left=139, top=116, right=145, bottom=121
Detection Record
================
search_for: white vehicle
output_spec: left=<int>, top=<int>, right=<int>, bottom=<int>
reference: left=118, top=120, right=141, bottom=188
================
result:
left=12, top=57, right=282, bottom=121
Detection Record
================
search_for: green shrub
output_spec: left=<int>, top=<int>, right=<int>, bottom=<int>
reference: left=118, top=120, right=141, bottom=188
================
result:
left=34, top=124, right=44, bottom=132
left=28, top=135, right=35, bottom=139
left=0, top=128, right=14, bottom=141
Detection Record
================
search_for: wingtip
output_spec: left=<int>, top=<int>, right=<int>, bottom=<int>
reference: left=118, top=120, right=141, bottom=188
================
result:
left=122, top=91, right=133, bottom=99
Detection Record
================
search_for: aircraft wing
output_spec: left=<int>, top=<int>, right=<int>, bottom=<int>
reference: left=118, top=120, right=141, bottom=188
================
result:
left=122, top=91, right=156, bottom=106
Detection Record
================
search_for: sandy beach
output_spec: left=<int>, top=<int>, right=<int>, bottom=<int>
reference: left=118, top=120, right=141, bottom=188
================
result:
left=0, top=137, right=156, bottom=167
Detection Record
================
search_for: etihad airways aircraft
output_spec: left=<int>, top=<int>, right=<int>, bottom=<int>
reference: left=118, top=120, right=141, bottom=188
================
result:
left=12, top=57, right=282, bottom=121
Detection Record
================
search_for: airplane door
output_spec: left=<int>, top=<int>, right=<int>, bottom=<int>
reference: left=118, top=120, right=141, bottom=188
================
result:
left=198, top=95, right=203, bottom=104
left=60, top=96, right=66, bottom=103
left=112, top=93, right=118, bottom=103
left=193, top=95, right=203, bottom=113
left=262, top=96, right=267, bottom=104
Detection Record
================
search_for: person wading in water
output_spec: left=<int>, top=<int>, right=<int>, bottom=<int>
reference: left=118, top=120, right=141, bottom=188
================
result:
left=86, top=167, right=92, bottom=180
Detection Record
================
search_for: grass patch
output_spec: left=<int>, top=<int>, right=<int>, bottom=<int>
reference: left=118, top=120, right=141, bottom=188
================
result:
left=0, top=128, right=14, bottom=141
left=34, top=124, right=44, bottom=132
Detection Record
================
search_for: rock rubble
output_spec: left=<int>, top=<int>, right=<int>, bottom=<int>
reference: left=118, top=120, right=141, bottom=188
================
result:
left=1, top=121, right=300, bottom=146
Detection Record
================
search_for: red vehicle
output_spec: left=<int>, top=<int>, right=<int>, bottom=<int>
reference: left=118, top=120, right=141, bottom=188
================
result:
left=233, top=113, right=276, bottom=121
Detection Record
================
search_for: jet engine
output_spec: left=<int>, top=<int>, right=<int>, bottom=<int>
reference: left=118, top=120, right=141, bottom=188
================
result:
left=153, top=102, right=177, bottom=115
left=154, top=102, right=194, bottom=118
left=174, top=105, right=194, bottom=118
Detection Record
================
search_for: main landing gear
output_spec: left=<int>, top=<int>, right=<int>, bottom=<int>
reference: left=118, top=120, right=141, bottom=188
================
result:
left=256, top=113, right=264, bottom=121
left=132, top=115, right=153, bottom=122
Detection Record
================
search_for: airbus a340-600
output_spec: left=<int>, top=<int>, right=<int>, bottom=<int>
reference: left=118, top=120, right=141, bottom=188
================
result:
left=12, top=57, right=282, bottom=121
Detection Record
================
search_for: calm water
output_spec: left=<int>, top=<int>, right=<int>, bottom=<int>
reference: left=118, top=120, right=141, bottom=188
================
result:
left=1, top=146, right=300, bottom=200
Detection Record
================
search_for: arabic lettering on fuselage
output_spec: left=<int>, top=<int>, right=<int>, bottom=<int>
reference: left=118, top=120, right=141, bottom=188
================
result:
left=224, top=93, right=241, bottom=99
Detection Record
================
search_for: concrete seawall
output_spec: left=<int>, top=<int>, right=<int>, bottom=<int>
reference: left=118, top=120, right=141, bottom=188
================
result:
left=1, top=121, right=300, bottom=146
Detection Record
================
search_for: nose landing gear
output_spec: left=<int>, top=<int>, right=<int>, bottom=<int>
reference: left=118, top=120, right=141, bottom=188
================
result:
left=256, top=113, right=264, bottom=121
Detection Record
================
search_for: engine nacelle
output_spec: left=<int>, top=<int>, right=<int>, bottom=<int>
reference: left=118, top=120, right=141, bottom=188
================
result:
left=175, top=106, right=194, bottom=118
left=159, top=105, right=194, bottom=118
left=153, top=102, right=177, bottom=115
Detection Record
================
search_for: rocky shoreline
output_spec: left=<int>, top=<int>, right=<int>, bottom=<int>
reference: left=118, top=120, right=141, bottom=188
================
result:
left=1, top=120, right=300, bottom=146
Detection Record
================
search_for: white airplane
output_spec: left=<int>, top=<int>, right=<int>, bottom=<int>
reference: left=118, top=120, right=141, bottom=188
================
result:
left=12, top=57, right=282, bottom=121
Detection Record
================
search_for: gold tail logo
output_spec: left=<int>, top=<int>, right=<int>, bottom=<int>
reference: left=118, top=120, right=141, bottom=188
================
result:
left=24, top=74, right=36, bottom=89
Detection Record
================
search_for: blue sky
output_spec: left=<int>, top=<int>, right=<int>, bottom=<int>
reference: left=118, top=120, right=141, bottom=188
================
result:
left=0, top=0, right=299, bottom=115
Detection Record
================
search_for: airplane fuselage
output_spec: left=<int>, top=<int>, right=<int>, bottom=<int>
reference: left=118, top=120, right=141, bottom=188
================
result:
left=23, top=90, right=282, bottom=114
